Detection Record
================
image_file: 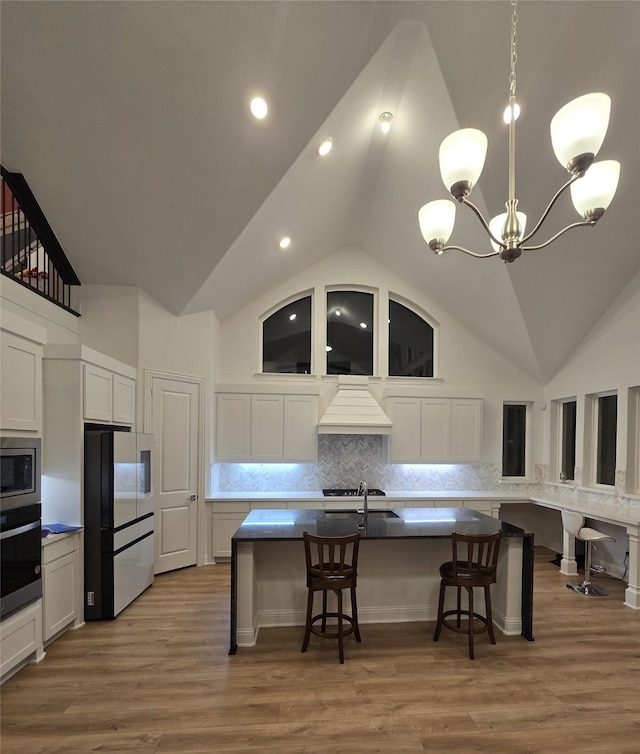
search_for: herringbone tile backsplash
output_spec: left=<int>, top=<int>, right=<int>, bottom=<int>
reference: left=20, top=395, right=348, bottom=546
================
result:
left=216, top=435, right=541, bottom=493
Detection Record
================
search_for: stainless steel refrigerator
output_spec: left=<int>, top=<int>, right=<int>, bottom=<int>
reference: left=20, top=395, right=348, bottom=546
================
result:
left=84, top=425, right=154, bottom=620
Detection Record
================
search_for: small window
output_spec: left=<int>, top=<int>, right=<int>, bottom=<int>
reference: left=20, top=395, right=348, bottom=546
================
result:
left=502, top=403, right=527, bottom=477
left=262, top=296, right=311, bottom=373
left=388, top=300, right=434, bottom=377
left=596, top=394, right=617, bottom=486
left=326, top=291, right=373, bottom=375
left=560, top=400, right=577, bottom=481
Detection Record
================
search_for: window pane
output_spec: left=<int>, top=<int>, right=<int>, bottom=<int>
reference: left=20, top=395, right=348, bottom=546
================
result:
left=561, top=401, right=576, bottom=480
left=502, top=404, right=526, bottom=477
left=597, top=394, right=617, bottom=485
left=326, top=291, right=373, bottom=375
left=388, top=300, right=434, bottom=377
left=262, top=296, right=311, bottom=373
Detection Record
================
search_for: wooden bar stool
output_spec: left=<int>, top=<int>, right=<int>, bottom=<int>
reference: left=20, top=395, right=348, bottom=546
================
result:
left=301, top=531, right=361, bottom=664
left=433, top=530, right=502, bottom=660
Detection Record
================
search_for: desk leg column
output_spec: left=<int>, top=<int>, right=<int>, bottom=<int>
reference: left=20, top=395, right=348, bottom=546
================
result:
left=560, top=529, right=579, bottom=576
left=624, top=525, right=640, bottom=610
left=236, top=541, right=258, bottom=647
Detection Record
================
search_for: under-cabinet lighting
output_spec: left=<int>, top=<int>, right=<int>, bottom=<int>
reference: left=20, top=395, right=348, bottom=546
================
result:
left=242, top=520, right=295, bottom=527
left=404, top=517, right=457, bottom=524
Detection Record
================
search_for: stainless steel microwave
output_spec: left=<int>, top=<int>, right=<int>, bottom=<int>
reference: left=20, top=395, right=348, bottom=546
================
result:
left=0, top=437, right=41, bottom=511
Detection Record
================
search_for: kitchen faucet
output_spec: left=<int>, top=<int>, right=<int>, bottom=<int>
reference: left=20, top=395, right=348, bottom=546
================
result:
left=357, top=480, right=368, bottom=529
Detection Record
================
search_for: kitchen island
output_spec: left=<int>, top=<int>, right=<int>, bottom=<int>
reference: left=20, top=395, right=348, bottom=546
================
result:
left=229, top=507, right=532, bottom=654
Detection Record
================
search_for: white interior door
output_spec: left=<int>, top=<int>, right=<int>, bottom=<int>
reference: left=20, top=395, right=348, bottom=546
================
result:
left=149, top=375, right=201, bottom=574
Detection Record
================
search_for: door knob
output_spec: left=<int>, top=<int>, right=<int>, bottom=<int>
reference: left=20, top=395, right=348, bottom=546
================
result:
left=189, top=494, right=197, bottom=502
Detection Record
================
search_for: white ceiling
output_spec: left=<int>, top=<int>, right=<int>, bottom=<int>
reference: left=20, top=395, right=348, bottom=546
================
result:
left=2, top=1, right=638, bottom=382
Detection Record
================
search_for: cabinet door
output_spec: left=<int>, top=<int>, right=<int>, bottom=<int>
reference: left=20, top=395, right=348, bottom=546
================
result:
left=284, top=395, right=317, bottom=462
left=213, top=513, right=247, bottom=560
left=112, top=374, right=136, bottom=426
left=251, top=395, right=284, bottom=461
left=215, top=394, right=251, bottom=461
left=387, top=397, right=422, bottom=463
left=450, top=399, right=482, bottom=462
left=0, top=332, right=42, bottom=432
left=83, top=364, right=113, bottom=422
left=421, top=399, right=450, bottom=462
left=43, top=551, right=77, bottom=641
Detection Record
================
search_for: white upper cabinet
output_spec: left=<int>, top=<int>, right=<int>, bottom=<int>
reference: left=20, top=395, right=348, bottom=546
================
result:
left=0, top=313, right=46, bottom=434
left=284, top=394, right=318, bottom=462
left=215, top=394, right=251, bottom=462
left=83, top=364, right=135, bottom=425
left=450, top=398, right=483, bottom=463
left=386, top=396, right=482, bottom=464
left=216, top=392, right=317, bottom=463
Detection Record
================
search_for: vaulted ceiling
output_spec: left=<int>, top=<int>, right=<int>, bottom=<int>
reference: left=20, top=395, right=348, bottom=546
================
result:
left=2, top=1, right=638, bottom=382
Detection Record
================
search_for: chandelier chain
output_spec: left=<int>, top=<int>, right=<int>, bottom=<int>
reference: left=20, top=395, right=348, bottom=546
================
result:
left=509, top=0, right=518, bottom=100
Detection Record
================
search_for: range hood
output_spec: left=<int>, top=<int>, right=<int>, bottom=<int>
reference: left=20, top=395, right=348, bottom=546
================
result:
left=317, top=377, right=392, bottom=435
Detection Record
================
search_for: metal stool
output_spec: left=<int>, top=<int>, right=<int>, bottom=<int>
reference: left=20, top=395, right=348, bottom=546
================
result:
left=561, top=510, right=615, bottom=596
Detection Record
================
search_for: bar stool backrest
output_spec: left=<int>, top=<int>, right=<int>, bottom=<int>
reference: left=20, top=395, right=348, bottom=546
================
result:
left=451, top=530, right=501, bottom=584
left=303, top=532, right=360, bottom=588
left=561, top=510, right=585, bottom=538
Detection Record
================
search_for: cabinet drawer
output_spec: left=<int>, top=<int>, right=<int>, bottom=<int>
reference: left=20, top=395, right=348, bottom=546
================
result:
left=42, top=534, right=77, bottom=564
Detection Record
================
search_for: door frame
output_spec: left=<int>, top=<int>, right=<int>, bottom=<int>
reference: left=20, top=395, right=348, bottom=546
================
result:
left=143, top=368, right=207, bottom=567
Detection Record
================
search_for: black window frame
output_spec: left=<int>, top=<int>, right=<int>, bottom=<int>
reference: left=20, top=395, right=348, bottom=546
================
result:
left=261, top=294, right=312, bottom=374
left=502, top=403, right=527, bottom=478
left=596, top=393, right=617, bottom=486
left=388, top=299, right=434, bottom=378
left=560, top=400, right=577, bottom=481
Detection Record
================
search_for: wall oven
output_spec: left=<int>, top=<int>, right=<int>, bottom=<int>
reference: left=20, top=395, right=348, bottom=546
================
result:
left=1, top=438, right=42, bottom=621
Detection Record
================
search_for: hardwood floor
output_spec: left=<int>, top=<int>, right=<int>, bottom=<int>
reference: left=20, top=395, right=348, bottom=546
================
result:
left=1, top=547, right=639, bottom=753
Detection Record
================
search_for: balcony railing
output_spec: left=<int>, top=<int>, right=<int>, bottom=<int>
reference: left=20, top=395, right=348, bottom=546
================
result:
left=1, top=167, right=80, bottom=315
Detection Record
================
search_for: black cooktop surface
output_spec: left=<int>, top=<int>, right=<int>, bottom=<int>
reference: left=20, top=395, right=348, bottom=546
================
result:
left=322, top=488, right=386, bottom=496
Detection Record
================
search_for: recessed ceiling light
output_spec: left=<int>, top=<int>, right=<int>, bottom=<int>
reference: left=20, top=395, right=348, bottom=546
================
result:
left=503, top=101, right=521, bottom=124
left=289, top=313, right=297, bottom=321
left=379, top=112, right=393, bottom=133
left=250, top=97, right=268, bottom=120
left=360, top=322, right=368, bottom=328
left=317, top=138, right=333, bottom=156
left=279, top=236, right=291, bottom=249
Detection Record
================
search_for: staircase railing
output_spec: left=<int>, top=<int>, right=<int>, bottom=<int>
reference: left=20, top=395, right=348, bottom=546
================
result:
left=1, top=166, right=80, bottom=315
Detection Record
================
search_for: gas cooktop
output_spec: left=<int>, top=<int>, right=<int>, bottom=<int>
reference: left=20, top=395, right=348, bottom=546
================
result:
left=322, top=488, right=386, bottom=497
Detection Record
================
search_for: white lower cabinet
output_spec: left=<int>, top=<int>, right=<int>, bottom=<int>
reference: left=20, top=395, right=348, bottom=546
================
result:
left=42, top=533, right=80, bottom=643
left=212, top=503, right=251, bottom=561
left=0, top=601, right=45, bottom=682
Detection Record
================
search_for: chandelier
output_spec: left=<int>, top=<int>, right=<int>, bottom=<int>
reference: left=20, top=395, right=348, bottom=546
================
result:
left=418, top=0, right=620, bottom=263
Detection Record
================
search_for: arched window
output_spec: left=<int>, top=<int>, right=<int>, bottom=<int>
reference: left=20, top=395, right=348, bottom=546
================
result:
left=262, top=295, right=311, bottom=373
left=326, top=290, right=373, bottom=375
left=388, top=299, right=434, bottom=377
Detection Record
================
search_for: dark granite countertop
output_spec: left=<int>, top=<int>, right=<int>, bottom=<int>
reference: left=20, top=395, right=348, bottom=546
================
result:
left=232, top=507, right=523, bottom=542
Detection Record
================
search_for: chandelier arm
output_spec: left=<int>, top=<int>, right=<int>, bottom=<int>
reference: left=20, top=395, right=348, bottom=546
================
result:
left=520, top=175, right=579, bottom=244
left=521, top=220, right=596, bottom=251
left=460, top=197, right=506, bottom=248
left=442, top=244, right=501, bottom=259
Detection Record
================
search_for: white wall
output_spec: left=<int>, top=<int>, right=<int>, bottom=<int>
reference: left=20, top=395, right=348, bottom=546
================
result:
left=543, top=270, right=640, bottom=479
left=217, top=246, right=545, bottom=466
left=77, top=284, right=140, bottom=367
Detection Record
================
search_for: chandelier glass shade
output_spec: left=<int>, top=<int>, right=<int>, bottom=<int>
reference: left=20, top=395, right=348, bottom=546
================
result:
left=418, top=2, right=621, bottom=263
